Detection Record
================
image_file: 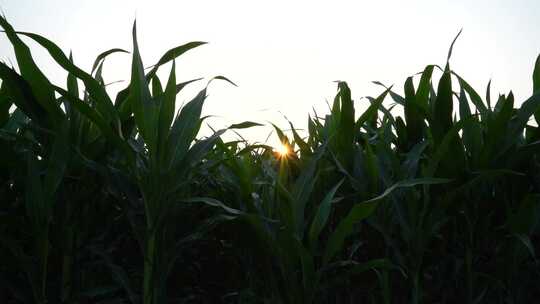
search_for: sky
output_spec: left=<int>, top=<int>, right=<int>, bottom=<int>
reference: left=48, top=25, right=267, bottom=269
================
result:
left=0, top=0, right=539, bottom=143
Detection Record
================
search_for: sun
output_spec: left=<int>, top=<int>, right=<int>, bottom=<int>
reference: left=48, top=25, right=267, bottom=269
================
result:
left=275, top=143, right=289, bottom=157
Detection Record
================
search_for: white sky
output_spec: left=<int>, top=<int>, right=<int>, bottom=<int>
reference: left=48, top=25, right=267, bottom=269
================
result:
left=1, top=0, right=539, bottom=143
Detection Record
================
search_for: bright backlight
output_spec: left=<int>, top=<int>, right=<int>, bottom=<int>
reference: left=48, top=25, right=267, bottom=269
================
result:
left=276, top=143, right=289, bottom=157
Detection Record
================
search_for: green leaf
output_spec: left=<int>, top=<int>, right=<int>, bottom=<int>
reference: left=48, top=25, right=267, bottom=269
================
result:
left=308, top=179, right=344, bottom=249
left=337, top=82, right=354, bottom=145
left=432, top=68, right=453, bottom=146
left=229, top=121, right=263, bottom=129
left=208, top=75, right=238, bottom=87
left=14, top=30, right=118, bottom=124
left=43, top=126, right=69, bottom=197
left=288, top=120, right=310, bottom=155
left=364, top=142, right=379, bottom=193
left=291, top=143, right=327, bottom=236
left=459, top=88, right=482, bottom=169
left=67, top=53, right=79, bottom=99
left=534, top=54, right=540, bottom=94
left=454, top=73, right=489, bottom=116
left=271, top=123, right=289, bottom=145
left=481, top=92, right=514, bottom=164
left=366, top=178, right=451, bottom=204
left=0, top=83, right=11, bottom=127
left=182, top=129, right=226, bottom=169
left=416, top=65, right=435, bottom=112
left=157, top=61, right=177, bottom=164
left=166, top=88, right=207, bottom=168
left=446, top=28, right=462, bottom=64
left=0, top=16, right=64, bottom=125
left=401, top=141, right=428, bottom=179
left=533, top=54, right=540, bottom=123
left=485, top=79, right=492, bottom=110
left=501, top=91, right=540, bottom=157
left=404, top=77, right=426, bottom=147
left=323, top=177, right=450, bottom=264
left=145, top=41, right=207, bottom=80
left=426, top=115, right=475, bottom=177
left=181, top=197, right=244, bottom=216
left=0, top=62, right=48, bottom=127
left=175, top=78, right=203, bottom=94
left=130, top=21, right=159, bottom=154
left=395, top=117, right=408, bottom=150
left=53, top=85, right=134, bottom=164
left=151, top=75, right=163, bottom=96
left=355, top=87, right=391, bottom=132
left=90, top=48, right=129, bottom=75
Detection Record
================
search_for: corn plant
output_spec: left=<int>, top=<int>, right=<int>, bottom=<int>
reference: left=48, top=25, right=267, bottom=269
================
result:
left=1, top=16, right=539, bottom=304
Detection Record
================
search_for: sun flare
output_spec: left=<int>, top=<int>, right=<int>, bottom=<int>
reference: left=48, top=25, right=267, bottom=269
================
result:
left=276, top=143, right=289, bottom=157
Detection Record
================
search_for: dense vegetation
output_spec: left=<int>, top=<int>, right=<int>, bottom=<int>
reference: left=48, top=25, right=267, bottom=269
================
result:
left=0, top=17, right=539, bottom=303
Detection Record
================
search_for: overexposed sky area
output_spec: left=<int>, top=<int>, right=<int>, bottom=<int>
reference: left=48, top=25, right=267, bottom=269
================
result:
left=0, top=0, right=539, bottom=143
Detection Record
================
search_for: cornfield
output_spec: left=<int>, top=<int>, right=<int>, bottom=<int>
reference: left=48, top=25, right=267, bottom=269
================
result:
left=0, top=17, right=539, bottom=304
